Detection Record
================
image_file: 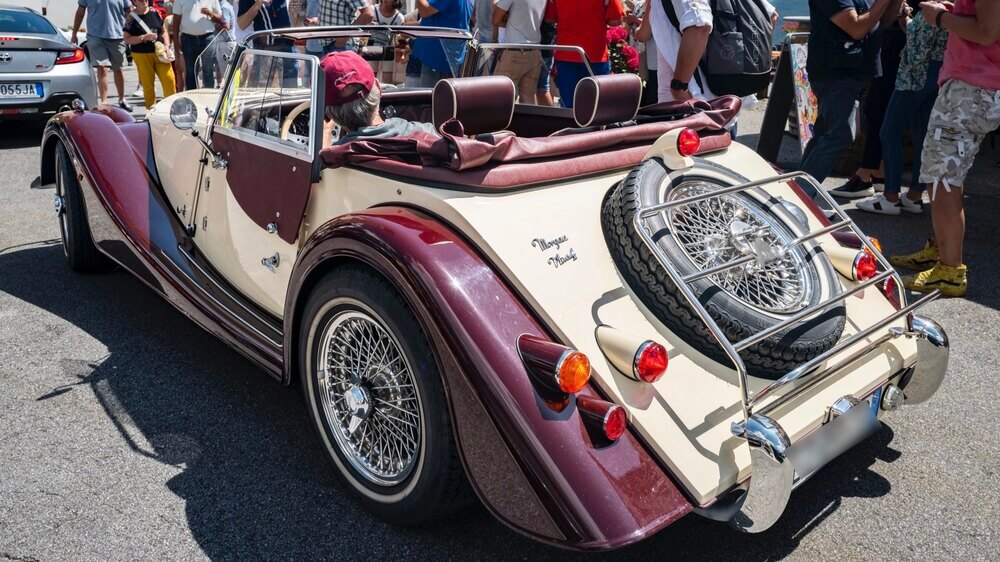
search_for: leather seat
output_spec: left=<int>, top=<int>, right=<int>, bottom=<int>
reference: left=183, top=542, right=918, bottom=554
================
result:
left=432, top=76, right=517, bottom=136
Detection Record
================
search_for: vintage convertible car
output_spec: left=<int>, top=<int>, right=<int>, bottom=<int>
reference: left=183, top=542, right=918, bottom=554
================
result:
left=39, top=26, right=950, bottom=550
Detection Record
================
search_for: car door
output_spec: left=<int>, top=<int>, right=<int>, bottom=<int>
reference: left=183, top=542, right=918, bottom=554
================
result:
left=193, top=49, right=324, bottom=316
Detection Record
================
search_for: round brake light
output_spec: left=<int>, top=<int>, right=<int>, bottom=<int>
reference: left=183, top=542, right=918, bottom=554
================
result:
left=853, top=252, right=878, bottom=281
left=677, top=128, right=701, bottom=157
left=603, top=406, right=628, bottom=441
left=556, top=351, right=591, bottom=394
left=633, top=341, right=668, bottom=383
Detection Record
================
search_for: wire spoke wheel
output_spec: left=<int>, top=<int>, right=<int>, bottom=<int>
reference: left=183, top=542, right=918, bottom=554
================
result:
left=317, top=310, right=422, bottom=486
left=666, top=181, right=814, bottom=314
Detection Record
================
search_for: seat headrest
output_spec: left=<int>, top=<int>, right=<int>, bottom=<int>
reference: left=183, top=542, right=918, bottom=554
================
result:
left=433, top=76, right=516, bottom=135
left=572, top=74, right=643, bottom=128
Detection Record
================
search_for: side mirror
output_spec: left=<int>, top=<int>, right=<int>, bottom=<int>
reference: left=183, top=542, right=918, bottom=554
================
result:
left=169, top=97, right=198, bottom=130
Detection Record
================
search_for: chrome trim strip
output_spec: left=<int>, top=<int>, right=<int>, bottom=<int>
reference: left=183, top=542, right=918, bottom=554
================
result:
left=735, top=270, right=894, bottom=352
left=177, top=245, right=283, bottom=339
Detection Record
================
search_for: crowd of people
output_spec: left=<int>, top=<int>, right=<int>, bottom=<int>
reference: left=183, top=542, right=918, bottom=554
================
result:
left=68, top=0, right=998, bottom=297
left=800, top=0, right=998, bottom=297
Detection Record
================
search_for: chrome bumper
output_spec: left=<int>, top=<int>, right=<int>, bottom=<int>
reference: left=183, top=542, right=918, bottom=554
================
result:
left=719, top=314, right=949, bottom=532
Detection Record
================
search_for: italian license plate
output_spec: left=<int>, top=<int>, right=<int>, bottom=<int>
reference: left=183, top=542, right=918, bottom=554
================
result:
left=0, top=82, right=44, bottom=99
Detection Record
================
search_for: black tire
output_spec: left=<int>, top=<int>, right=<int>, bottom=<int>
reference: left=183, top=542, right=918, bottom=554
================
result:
left=299, top=264, right=471, bottom=525
left=55, top=142, right=111, bottom=273
left=602, top=159, right=846, bottom=379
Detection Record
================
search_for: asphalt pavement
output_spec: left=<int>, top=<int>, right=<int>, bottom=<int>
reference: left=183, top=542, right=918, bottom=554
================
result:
left=1, top=67, right=998, bottom=560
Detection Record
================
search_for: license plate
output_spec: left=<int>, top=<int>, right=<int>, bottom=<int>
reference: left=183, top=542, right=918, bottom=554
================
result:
left=0, top=82, right=44, bottom=99
left=866, top=386, right=884, bottom=417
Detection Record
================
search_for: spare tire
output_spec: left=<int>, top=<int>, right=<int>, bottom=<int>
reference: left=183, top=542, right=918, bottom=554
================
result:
left=602, top=159, right=846, bottom=380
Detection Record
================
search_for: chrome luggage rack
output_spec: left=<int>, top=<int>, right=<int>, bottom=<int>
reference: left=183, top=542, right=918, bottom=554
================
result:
left=633, top=170, right=940, bottom=532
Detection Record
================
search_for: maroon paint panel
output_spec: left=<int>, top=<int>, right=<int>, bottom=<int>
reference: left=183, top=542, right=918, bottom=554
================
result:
left=42, top=118, right=284, bottom=378
left=286, top=208, right=693, bottom=550
left=53, top=111, right=152, bottom=250
left=211, top=132, right=312, bottom=244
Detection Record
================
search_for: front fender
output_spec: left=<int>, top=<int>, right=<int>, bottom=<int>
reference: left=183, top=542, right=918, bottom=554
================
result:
left=285, top=207, right=692, bottom=550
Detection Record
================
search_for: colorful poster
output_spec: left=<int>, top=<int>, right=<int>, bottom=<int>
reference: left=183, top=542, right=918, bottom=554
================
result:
left=788, top=42, right=817, bottom=152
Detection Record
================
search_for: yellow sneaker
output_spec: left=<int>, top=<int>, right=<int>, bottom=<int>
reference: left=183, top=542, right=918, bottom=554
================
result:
left=902, top=263, right=967, bottom=297
left=888, top=240, right=939, bottom=271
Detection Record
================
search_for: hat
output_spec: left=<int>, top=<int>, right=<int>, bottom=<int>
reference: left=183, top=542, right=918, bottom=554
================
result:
left=321, top=51, right=376, bottom=107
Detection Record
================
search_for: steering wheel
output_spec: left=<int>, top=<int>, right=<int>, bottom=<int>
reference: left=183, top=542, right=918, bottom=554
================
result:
left=280, top=100, right=311, bottom=140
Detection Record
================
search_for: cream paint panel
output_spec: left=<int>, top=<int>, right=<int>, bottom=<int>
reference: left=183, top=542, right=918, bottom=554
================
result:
left=421, top=145, right=913, bottom=505
left=148, top=92, right=221, bottom=224
left=193, top=165, right=297, bottom=316
left=295, top=145, right=916, bottom=505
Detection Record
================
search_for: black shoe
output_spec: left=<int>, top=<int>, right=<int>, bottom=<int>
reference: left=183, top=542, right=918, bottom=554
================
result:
left=118, top=99, right=134, bottom=113
left=828, top=175, right=874, bottom=199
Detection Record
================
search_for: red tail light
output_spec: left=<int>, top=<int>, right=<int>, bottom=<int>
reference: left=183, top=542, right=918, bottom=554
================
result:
left=634, top=341, right=668, bottom=383
left=881, top=276, right=901, bottom=309
left=853, top=251, right=878, bottom=281
left=56, top=48, right=85, bottom=64
left=677, top=128, right=701, bottom=157
left=577, top=395, right=628, bottom=442
left=517, top=334, right=591, bottom=394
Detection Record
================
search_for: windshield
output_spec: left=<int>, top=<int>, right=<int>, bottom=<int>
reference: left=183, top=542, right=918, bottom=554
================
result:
left=0, top=10, right=57, bottom=34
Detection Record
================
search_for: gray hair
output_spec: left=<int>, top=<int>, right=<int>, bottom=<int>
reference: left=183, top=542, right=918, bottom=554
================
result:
left=325, top=85, right=380, bottom=133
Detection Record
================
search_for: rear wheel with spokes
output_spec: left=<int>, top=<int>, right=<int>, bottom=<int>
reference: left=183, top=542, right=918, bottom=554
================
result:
left=300, top=265, right=470, bottom=525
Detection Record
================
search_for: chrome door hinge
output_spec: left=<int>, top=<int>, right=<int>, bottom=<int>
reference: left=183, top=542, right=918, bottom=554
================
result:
left=261, top=253, right=280, bottom=272
left=202, top=216, right=208, bottom=230
left=204, top=177, right=210, bottom=192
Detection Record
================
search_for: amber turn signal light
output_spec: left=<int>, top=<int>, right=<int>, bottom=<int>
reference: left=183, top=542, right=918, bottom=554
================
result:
left=517, top=334, right=591, bottom=394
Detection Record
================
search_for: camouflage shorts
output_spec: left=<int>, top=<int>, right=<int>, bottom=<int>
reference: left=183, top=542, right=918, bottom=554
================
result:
left=920, top=79, right=1000, bottom=197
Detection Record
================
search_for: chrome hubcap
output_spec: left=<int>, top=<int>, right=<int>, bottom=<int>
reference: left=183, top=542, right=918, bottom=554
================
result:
left=54, top=194, right=64, bottom=217
left=318, top=310, right=422, bottom=486
left=667, top=181, right=814, bottom=313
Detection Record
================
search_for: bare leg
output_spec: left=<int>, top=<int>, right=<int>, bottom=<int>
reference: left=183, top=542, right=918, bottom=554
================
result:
left=855, top=167, right=878, bottom=182
left=536, top=90, right=553, bottom=106
left=96, top=66, right=109, bottom=104
left=113, top=67, right=126, bottom=101
left=930, top=185, right=964, bottom=267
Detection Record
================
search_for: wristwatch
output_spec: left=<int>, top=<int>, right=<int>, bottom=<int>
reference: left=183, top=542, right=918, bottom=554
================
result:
left=670, top=79, right=689, bottom=91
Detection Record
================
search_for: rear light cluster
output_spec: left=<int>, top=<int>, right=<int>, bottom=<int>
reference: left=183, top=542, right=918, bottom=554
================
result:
left=517, top=334, right=629, bottom=444
left=633, top=341, right=669, bottom=383
left=56, top=48, right=85, bottom=65
left=676, top=128, right=701, bottom=157
left=852, top=251, right=878, bottom=281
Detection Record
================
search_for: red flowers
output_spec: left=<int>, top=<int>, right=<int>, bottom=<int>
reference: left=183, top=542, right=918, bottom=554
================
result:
left=607, top=26, right=639, bottom=73
left=606, top=25, right=628, bottom=44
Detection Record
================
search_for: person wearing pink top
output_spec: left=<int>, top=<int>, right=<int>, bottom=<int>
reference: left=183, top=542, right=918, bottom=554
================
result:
left=888, top=0, right=1000, bottom=297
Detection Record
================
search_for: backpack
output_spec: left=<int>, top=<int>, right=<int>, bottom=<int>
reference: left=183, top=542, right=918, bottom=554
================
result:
left=661, top=0, right=773, bottom=97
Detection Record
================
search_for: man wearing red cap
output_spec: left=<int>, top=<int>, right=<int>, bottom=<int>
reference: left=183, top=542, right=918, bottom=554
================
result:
left=321, top=51, right=440, bottom=147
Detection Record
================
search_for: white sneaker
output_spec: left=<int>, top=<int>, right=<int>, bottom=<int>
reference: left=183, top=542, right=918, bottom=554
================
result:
left=856, top=193, right=901, bottom=215
left=899, top=194, right=925, bottom=214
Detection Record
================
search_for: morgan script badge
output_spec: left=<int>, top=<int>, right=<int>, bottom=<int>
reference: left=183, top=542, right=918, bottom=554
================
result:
left=532, top=235, right=578, bottom=268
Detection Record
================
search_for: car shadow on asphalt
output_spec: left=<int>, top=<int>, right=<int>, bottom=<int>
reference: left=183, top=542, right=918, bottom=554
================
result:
left=0, top=241, right=912, bottom=560
left=0, top=121, right=47, bottom=150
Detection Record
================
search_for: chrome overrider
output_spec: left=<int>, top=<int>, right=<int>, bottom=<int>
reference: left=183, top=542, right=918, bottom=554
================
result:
left=634, top=170, right=950, bottom=533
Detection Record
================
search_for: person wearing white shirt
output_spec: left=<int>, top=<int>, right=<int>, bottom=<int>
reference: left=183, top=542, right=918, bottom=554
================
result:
left=648, top=0, right=776, bottom=103
left=171, top=0, right=224, bottom=89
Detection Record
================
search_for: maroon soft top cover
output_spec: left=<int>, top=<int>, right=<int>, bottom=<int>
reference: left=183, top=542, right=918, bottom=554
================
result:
left=319, top=96, right=741, bottom=190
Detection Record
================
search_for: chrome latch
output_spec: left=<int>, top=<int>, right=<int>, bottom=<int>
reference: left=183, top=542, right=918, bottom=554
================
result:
left=261, top=253, right=280, bottom=272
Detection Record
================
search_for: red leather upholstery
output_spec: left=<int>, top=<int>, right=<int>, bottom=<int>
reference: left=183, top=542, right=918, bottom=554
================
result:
left=573, top=74, right=642, bottom=127
left=432, top=76, right=516, bottom=135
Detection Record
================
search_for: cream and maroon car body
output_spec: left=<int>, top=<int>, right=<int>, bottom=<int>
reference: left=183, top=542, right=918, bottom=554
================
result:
left=39, top=26, right=949, bottom=550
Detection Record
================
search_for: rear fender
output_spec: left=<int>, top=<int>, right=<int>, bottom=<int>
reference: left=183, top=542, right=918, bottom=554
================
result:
left=285, top=207, right=693, bottom=550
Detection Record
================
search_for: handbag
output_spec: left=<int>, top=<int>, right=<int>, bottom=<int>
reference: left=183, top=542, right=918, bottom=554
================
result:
left=129, top=12, right=174, bottom=64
